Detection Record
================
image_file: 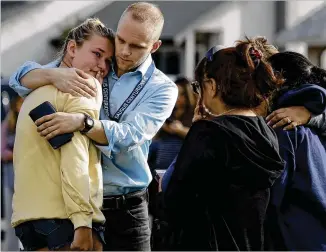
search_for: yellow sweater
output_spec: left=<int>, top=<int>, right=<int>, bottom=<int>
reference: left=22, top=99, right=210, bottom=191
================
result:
left=12, top=82, right=104, bottom=230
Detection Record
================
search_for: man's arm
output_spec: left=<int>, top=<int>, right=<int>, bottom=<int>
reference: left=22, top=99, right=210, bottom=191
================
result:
left=93, top=83, right=178, bottom=156
left=35, top=81, right=178, bottom=154
left=9, top=60, right=97, bottom=98
left=9, top=61, right=58, bottom=97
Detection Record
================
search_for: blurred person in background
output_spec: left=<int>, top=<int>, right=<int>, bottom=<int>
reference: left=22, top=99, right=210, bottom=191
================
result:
left=1, top=95, right=23, bottom=251
left=162, top=41, right=285, bottom=251
left=148, top=76, right=195, bottom=171
left=9, top=2, right=178, bottom=250
left=265, top=51, right=326, bottom=251
left=11, top=18, right=114, bottom=251
left=147, top=76, right=194, bottom=244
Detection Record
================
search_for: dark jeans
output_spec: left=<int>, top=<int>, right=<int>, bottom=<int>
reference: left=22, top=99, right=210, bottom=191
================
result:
left=15, top=219, right=105, bottom=251
left=102, top=189, right=151, bottom=251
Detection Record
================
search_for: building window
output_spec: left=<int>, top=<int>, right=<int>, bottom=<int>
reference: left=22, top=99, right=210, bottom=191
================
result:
left=152, top=41, right=181, bottom=75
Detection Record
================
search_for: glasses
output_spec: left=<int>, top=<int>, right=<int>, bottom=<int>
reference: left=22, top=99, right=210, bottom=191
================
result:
left=190, top=79, right=211, bottom=95
left=191, top=81, right=200, bottom=95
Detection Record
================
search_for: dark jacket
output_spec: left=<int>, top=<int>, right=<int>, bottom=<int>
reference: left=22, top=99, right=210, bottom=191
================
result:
left=163, top=115, right=284, bottom=251
left=267, top=84, right=326, bottom=251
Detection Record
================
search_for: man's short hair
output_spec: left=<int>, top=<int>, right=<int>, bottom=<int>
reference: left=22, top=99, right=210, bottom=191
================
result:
left=121, top=2, right=164, bottom=41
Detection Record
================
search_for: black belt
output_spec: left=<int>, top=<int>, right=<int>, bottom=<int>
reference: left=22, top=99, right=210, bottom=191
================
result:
left=102, top=189, right=148, bottom=210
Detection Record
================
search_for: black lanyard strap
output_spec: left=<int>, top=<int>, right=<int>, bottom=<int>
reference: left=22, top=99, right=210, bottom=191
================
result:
left=102, top=61, right=155, bottom=122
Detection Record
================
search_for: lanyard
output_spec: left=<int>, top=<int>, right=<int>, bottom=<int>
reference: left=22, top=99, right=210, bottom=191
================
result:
left=102, top=61, right=155, bottom=122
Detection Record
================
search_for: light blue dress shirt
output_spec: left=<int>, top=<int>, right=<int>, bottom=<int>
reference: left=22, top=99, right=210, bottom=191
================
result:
left=9, top=55, right=178, bottom=196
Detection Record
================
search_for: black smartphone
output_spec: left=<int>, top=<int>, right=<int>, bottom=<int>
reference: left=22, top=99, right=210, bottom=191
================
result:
left=29, top=101, right=74, bottom=149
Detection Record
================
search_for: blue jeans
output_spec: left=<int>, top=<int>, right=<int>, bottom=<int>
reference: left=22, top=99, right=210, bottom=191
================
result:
left=15, top=219, right=105, bottom=251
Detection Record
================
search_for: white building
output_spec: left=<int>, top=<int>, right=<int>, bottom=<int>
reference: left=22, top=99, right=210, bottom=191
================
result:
left=1, top=1, right=325, bottom=79
left=1, top=0, right=326, bottom=248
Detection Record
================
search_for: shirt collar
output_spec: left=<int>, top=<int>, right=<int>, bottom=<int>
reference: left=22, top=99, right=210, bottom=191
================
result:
left=136, top=54, right=153, bottom=77
left=110, top=54, right=153, bottom=79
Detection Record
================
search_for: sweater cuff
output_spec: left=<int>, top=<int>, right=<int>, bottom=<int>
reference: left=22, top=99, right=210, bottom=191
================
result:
left=70, top=212, right=92, bottom=230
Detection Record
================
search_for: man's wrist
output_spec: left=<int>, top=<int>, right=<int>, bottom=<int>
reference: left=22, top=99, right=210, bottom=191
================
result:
left=45, top=69, right=57, bottom=85
left=77, top=113, right=86, bottom=131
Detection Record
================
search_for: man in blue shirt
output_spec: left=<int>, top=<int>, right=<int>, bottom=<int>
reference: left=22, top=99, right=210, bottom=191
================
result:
left=9, top=2, right=178, bottom=250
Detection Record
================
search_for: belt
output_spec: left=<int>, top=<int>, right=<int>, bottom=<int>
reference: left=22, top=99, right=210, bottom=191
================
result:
left=102, top=189, right=148, bottom=210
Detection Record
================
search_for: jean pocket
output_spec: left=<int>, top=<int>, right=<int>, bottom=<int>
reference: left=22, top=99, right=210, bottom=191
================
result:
left=32, top=219, right=60, bottom=236
left=126, top=202, right=149, bottom=223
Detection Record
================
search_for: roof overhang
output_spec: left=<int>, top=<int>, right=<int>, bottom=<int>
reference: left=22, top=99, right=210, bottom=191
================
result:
left=275, top=4, right=326, bottom=46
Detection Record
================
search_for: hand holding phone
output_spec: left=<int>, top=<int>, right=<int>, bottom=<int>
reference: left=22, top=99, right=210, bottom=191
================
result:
left=29, top=101, right=74, bottom=149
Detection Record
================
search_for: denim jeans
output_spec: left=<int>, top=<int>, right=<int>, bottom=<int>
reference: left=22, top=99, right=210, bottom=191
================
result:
left=15, top=219, right=105, bottom=251
left=102, top=189, right=151, bottom=251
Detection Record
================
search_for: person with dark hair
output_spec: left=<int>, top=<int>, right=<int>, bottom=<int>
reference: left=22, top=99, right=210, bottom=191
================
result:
left=161, top=41, right=285, bottom=251
left=149, top=76, right=195, bottom=171
left=234, top=37, right=326, bottom=133
left=265, top=51, right=326, bottom=251
left=266, top=51, right=326, bottom=132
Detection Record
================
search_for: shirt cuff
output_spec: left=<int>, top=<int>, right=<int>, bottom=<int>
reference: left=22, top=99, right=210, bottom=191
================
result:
left=94, top=120, right=115, bottom=158
left=9, top=61, right=41, bottom=97
left=70, top=212, right=93, bottom=230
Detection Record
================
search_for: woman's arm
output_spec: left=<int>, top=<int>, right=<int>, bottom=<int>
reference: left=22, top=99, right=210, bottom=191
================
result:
left=266, top=106, right=326, bottom=134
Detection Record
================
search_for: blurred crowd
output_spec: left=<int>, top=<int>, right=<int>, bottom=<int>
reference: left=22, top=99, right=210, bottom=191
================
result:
left=1, top=1, right=326, bottom=251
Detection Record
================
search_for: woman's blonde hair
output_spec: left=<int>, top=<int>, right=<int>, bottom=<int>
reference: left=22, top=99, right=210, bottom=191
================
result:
left=59, top=18, right=115, bottom=58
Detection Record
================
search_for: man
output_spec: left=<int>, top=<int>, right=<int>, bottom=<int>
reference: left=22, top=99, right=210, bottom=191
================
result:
left=10, top=2, right=178, bottom=250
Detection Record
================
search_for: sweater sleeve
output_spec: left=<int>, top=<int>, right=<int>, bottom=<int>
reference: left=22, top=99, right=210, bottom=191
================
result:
left=307, top=112, right=326, bottom=136
left=57, top=83, right=102, bottom=229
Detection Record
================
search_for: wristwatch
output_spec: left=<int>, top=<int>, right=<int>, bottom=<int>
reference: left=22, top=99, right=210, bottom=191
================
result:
left=80, top=114, right=94, bottom=134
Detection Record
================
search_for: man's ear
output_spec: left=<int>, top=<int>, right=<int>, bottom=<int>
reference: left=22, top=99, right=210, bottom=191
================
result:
left=66, top=40, right=77, bottom=58
left=150, top=40, right=162, bottom=54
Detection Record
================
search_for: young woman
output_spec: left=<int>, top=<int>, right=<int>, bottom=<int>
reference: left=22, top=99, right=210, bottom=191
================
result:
left=162, top=41, right=285, bottom=250
left=12, top=18, right=114, bottom=251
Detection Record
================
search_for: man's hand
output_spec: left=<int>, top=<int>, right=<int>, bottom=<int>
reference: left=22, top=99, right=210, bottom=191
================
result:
left=266, top=106, right=311, bottom=130
left=70, top=227, right=93, bottom=251
left=36, top=112, right=84, bottom=140
left=49, top=68, right=97, bottom=98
